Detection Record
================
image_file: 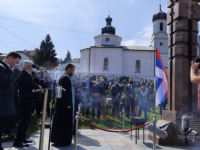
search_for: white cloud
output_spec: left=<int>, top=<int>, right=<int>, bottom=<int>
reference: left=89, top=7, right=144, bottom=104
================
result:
left=121, top=25, right=152, bottom=46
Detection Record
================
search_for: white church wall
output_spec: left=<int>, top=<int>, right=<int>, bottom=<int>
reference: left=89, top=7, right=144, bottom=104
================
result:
left=80, top=49, right=90, bottom=73
left=153, top=39, right=168, bottom=53
left=72, top=62, right=81, bottom=73
left=122, top=51, right=155, bottom=78
left=89, top=48, right=123, bottom=75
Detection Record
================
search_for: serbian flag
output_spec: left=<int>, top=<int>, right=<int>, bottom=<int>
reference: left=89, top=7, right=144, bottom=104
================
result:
left=156, top=49, right=168, bottom=107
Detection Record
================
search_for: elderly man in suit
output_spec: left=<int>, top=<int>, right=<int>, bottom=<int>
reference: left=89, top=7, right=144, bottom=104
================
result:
left=0, top=52, right=22, bottom=150
left=13, top=60, right=42, bottom=148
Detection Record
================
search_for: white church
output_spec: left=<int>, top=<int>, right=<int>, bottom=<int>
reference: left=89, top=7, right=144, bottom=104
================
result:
left=73, top=5, right=168, bottom=80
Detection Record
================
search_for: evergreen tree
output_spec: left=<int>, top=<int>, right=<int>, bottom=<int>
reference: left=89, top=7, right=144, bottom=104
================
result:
left=63, top=50, right=72, bottom=63
left=33, top=34, right=58, bottom=68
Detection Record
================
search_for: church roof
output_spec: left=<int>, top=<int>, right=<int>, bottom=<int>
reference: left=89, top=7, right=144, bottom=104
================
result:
left=101, top=15, right=115, bottom=35
left=16, top=50, right=35, bottom=60
left=152, top=5, right=167, bottom=22
left=72, top=58, right=80, bottom=63
left=80, top=46, right=155, bottom=51
left=123, top=46, right=155, bottom=51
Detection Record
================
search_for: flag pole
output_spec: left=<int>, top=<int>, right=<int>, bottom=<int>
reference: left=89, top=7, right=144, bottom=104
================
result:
left=153, top=75, right=157, bottom=150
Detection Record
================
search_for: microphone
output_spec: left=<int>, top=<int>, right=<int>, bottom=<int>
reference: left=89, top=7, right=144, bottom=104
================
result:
left=182, top=116, right=190, bottom=134
left=32, top=64, right=39, bottom=69
left=145, top=123, right=168, bottom=139
left=190, top=129, right=198, bottom=136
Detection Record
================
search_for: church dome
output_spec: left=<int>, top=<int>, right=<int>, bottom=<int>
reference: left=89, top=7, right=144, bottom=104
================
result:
left=101, top=15, right=115, bottom=35
left=152, top=5, right=167, bottom=22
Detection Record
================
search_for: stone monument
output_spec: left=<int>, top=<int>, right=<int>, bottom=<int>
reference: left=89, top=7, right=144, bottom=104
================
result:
left=149, top=0, right=200, bottom=146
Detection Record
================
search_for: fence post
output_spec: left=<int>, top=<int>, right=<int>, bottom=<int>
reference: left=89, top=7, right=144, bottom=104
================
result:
left=153, top=114, right=156, bottom=150
left=122, top=107, right=125, bottom=132
left=74, top=111, right=79, bottom=150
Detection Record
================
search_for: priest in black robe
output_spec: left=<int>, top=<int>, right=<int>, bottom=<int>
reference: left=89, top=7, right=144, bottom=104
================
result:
left=51, top=64, right=75, bottom=146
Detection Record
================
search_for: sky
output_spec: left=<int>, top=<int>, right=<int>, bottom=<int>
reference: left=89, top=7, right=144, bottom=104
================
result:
left=0, top=0, right=199, bottom=59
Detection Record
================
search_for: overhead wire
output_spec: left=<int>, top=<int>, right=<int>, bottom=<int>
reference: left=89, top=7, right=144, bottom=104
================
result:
left=0, top=16, right=149, bottom=39
left=0, top=24, right=37, bottom=47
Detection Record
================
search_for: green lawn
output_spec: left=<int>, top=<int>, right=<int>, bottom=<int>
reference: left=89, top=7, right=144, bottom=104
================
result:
left=79, top=107, right=162, bottom=130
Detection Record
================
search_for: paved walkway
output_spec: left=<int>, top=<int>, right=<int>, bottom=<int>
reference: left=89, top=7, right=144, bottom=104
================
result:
left=2, top=128, right=200, bottom=150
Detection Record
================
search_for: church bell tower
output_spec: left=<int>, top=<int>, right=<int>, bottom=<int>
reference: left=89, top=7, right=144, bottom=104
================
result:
left=151, top=5, right=168, bottom=70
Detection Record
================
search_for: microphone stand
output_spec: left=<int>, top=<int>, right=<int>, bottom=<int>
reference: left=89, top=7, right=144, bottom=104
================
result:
left=36, top=69, right=66, bottom=150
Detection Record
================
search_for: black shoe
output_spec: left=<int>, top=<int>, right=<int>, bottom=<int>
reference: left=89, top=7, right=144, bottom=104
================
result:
left=23, top=139, right=33, bottom=143
left=0, top=147, right=3, bottom=150
left=13, top=141, right=29, bottom=147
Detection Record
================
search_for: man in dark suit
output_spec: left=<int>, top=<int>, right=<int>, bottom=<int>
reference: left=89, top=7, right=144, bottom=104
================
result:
left=80, top=74, right=93, bottom=115
left=91, top=79, right=102, bottom=118
left=111, top=79, right=122, bottom=118
left=100, top=76, right=108, bottom=117
left=0, top=52, right=22, bottom=150
left=13, top=60, right=42, bottom=148
left=125, top=78, right=136, bottom=118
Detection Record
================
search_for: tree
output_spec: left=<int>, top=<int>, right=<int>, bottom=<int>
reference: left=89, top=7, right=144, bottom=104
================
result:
left=33, top=34, right=58, bottom=69
left=63, top=50, right=72, bottom=63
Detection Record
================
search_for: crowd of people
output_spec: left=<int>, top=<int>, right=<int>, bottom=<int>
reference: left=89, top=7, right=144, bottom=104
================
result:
left=0, top=51, right=166, bottom=149
left=72, top=74, right=158, bottom=122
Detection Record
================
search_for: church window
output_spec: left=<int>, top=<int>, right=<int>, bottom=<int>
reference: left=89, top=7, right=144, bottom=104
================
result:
left=103, top=58, right=108, bottom=70
left=136, top=60, right=140, bottom=72
left=160, top=23, right=163, bottom=31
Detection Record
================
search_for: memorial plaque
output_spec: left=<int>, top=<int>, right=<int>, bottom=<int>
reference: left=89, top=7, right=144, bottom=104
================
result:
left=172, top=44, right=197, bottom=57
left=173, top=32, right=188, bottom=44
left=173, top=19, right=188, bottom=32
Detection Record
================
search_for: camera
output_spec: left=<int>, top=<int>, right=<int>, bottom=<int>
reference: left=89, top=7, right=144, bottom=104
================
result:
left=193, top=57, right=200, bottom=69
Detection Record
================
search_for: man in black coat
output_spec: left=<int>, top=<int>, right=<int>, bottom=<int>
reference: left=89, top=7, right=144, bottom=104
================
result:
left=125, top=78, right=136, bottom=118
left=13, top=60, right=42, bottom=148
left=100, top=76, right=108, bottom=117
left=51, top=64, right=75, bottom=146
left=0, top=52, right=22, bottom=150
